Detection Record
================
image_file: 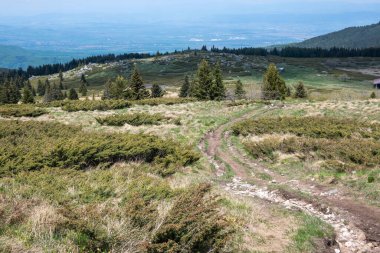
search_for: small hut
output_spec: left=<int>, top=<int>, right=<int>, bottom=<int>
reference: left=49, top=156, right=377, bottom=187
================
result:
left=374, top=79, right=380, bottom=89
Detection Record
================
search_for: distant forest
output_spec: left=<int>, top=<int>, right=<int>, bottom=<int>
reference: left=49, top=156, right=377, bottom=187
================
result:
left=1, top=46, right=380, bottom=80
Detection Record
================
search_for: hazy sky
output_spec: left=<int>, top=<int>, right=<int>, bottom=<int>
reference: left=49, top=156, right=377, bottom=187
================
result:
left=2, top=0, right=380, bottom=17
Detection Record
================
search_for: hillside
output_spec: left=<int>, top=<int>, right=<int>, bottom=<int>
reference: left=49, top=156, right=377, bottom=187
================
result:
left=295, top=22, right=380, bottom=49
left=0, top=45, right=80, bottom=69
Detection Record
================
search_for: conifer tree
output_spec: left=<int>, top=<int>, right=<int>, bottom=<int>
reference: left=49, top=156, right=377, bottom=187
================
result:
left=370, top=91, right=376, bottom=99
left=210, top=62, right=226, bottom=100
left=68, top=88, right=79, bottom=100
left=194, top=60, right=213, bottom=100
left=21, top=87, right=35, bottom=104
left=37, top=80, right=45, bottom=96
left=43, top=81, right=52, bottom=103
left=50, top=83, right=64, bottom=101
left=79, top=82, right=88, bottom=97
left=127, top=67, right=149, bottom=100
left=151, top=84, right=164, bottom=98
left=112, top=76, right=127, bottom=99
left=59, top=70, right=64, bottom=82
left=262, top=64, right=287, bottom=100
left=8, top=80, right=21, bottom=103
left=25, top=80, right=36, bottom=96
left=235, top=80, right=246, bottom=99
left=179, top=75, right=190, bottom=98
left=294, top=82, right=308, bottom=98
left=102, top=79, right=112, bottom=100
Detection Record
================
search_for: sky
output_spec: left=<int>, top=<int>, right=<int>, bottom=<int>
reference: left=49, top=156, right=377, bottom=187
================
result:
left=1, top=0, right=380, bottom=17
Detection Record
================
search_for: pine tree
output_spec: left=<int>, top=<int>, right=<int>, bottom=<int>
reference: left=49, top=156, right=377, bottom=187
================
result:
left=43, top=81, right=52, bottom=103
left=112, top=76, right=127, bottom=99
left=370, top=91, right=376, bottom=99
left=179, top=75, right=190, bottom=98
left=127, top=67, right=149, bottom=100
left=194, top=60, right=213, bottom=100
left=21, top=87, right=35, bottom=104
left=59, top=80, right=64, bottom=90
left=235, top=80, right=246, bottom=99
left=25, top=80, right=36, bottom=96
left=294, top=82, right=308, bottom=98
left=68, top=88, right=79, bottom=100
left=37, top=80, right=45, bottom=96
left=262, top=64, right=287, bottom=100
left=8, top=80, right=21, bottom=103
left=50, top=83, right=64, bottom=101
left=210, top=62, right=226, bottom=100
left=59, top=70, right=64, bottom=82
left=102, top=79, right=112, bottom=100
left=151, top=84, right=164, bottom=98
left=79, top=82, right=88, bottom=97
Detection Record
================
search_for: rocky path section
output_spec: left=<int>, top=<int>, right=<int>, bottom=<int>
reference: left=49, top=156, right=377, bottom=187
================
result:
left=199, top=107, right=380, bottom=253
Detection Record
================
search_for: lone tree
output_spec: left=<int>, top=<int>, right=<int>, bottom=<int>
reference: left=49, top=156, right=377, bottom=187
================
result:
left=194, top=60, right=213, bottom=100
left=210, top=62, right=226, bottom=100
left=179, top=75, right=190, bottom=97
left=262, top=63, right=287, bottom=100
left=79, top=74, right=88, bottom=96
left=68, top=88, right=79, bottom=100
left=294, top=82, right=308, bottom=98
left=37, top=80, right=45, bottom=96
left=126, top=67, right=149, bottom=100
left=151, top=84, right=164, bottom=98
left=370, top=91, right=376, bottom=99
left=235, top=80, right=246, bottom=99
left=21, top=86, right=35, bottom=104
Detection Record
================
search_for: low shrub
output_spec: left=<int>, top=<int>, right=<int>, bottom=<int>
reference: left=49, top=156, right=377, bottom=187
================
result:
left=233, top=116, right=380, bottom=140
left=0, top=104, right=47, bottom=117
left=0, top=120, right=199, bottom=176
left=147, top=183, right=233, bottom=252
left=63, top=100, right=131, bottom=112
left=131, top=97, right=197, bottom=106
left=244, top=136, right=380, bottom=169
left=96, top=113, right=167, bottom=126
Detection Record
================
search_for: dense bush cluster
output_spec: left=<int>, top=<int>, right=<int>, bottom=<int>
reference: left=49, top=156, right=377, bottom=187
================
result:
left=96, top=113, right=167, bottom=126
left=60, top=100, right=131, bottom=112
left=147, top=183, right=232, bottom=252
left=132, top=97, right=197, bottom=106
left=0, top=104, right=47, bottom=117
left=0, top=121, right=199, bottom=176
left=244, top=136, right=380, bottom=169
left=233, top=116, right=380, bottom=171
left=232, top=116, right=380, bottom=140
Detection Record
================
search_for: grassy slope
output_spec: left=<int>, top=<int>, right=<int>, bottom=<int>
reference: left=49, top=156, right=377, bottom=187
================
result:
left=295, top=22, right=380, bottom=49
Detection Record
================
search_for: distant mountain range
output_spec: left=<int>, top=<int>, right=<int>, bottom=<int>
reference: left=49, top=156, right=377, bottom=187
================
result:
left=294, top=22, right=380, bottom=49
left=1, top=22, right=380, bottom=70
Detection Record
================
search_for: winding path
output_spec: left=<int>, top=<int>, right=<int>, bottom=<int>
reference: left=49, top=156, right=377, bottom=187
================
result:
left=199, top=107, right=380, bottom=253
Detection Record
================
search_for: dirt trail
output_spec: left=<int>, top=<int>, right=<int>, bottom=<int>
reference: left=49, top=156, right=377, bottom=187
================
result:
left=199, top=107, right=380, bottom=253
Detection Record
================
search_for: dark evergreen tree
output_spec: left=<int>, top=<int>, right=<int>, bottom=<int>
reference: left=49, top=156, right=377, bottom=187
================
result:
left=68, top=88, right=79, bottom=100
left=294, top=82, right=308, bottom=98
left=59, top=70, right=64, bottom=82
left=43, top=81, right=52, bottom=103
left=235, top=80, right=246, bottom=99
left=151, top=84, right=164, bottom=98
left=210, top=62, right=226, bottom=100
left=179, top=75, right=190, bottom=98
left=50, top=83, right=64, bottom=101
left=126, top=67, right=149, bottom=100
left=8, top=80, right=21, bottom=103
left=79, top=75, right=88, bottom=97
left=194, top=60, right=213, bottom=100
left=37, top=80, right=45, bottom=96
left=370, top=91, right=376, bottom=99
left=102, top=79, right=112, bottom=100
left=262, top=64, right=287, bottom=100
left=21, top=87, right=35, bottom=104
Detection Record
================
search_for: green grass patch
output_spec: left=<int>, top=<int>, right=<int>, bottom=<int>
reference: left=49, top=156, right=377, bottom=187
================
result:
left=290, top=214, right=334, bottom=252
left=0, top=104, right=47, bottom=117
left=96, top=113, right=168, bottom=126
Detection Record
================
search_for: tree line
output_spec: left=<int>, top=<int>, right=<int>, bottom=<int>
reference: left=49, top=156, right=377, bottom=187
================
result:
left=210, top=46, right=380, bottom=58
